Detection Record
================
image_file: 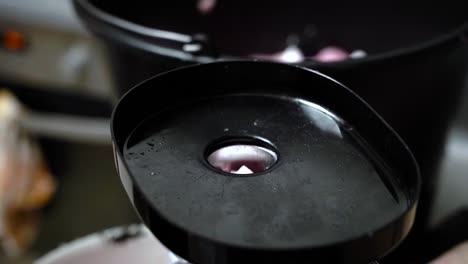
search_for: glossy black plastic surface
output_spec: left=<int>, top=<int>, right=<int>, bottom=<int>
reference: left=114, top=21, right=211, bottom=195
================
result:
left=76, top=0, right=467, bottom=57
left=111, top=61, right=420, bottom=264
left=74, top=2, right=468, bottom=235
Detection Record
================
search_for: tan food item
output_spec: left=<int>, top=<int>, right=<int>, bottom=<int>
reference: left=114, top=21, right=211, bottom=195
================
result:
left=0, top=90, right=56, bottom=256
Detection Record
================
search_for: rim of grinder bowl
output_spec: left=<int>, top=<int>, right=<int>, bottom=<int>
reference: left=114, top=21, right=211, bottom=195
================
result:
left=110, top=61, right=421, bottom=264
left=74, top=0, right=468, bottom=66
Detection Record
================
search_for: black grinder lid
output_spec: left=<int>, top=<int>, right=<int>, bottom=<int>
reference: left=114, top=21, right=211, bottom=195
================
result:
left=111, top=61, right=420, bottom=264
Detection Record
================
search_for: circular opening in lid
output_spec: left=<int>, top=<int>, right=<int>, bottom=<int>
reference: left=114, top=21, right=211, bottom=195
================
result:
left=205, top=137, right=278, bottom=175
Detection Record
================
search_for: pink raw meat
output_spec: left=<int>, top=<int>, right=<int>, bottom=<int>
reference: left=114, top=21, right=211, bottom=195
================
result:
left=197, top=0, right=216, bottom=15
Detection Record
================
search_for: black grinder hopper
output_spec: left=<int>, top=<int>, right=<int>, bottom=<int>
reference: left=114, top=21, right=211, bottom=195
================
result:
left=111, top=61, right=420, bottom=264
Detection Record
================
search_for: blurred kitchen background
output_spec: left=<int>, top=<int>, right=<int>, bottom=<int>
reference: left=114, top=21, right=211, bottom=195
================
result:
left=0, top=0, right=466, bottom=263
left=0, top=1, right=137, bottom=263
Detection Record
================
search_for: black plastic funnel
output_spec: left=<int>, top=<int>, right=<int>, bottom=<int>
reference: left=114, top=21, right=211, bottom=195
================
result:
left=111, top=61, right=420, bottom=264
